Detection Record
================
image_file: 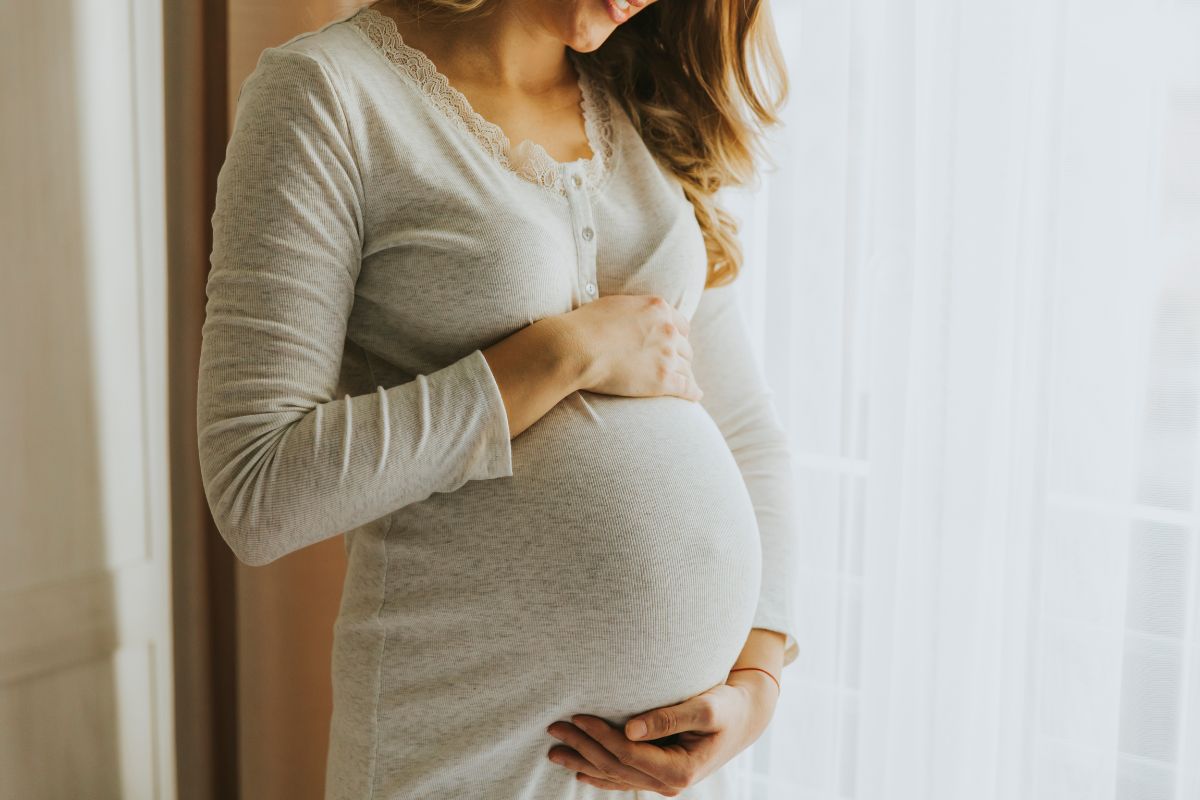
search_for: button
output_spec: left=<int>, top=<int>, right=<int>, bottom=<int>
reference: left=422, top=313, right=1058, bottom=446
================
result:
left=581, top=226, right=594, bottom=241
left=584, top=282, right=597, bottom=296
left=571, top=174, right=584, bottom=189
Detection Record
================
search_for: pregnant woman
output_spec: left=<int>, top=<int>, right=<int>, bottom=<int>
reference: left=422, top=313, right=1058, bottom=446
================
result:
left=197, top=0, right=799, bottom=797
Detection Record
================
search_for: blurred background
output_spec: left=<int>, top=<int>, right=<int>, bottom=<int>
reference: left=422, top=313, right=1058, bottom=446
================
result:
left=1, top=1, right=1198, bottom=799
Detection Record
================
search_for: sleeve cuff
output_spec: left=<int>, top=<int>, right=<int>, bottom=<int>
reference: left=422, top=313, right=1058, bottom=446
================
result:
left=462, top=348, right=514, bottom=481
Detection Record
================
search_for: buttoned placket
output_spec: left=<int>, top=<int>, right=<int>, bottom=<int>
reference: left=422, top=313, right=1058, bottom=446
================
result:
left=563, top=165, right=599, bottom=306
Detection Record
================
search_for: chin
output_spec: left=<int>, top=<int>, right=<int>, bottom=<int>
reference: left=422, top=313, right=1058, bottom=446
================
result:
left=559, top=16, right=617, bottom=53
left=555, top=0, right=644, bottom=53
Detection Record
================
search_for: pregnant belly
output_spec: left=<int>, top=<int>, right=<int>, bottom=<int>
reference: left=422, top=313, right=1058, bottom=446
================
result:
left=371, top=391, right=763, bottom=723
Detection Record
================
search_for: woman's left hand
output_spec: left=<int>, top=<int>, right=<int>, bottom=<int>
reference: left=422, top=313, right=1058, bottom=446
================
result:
left=544, top=670, right=780, bottom=795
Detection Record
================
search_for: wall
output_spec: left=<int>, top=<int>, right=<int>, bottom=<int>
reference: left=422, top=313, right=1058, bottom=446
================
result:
left=0, top=0, right=177, bottom=797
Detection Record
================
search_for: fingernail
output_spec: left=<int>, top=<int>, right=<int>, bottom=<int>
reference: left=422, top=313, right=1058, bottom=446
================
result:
left=628, top=720, right=647, bottom=740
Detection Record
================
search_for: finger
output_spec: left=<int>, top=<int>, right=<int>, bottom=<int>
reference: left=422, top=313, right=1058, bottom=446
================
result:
left=670, top=306, right=691, bottom=338
left=672, top=370, right=702, bottom=402
left=572, top=715, right=691, bottom=790
left=547, top=722, right=673, bottom=792
left=547, top=745, right=620, bottom=783
left=548, top=735, right=670, bottom=794
left=575, top=772, right=640, bottom=792
left=626, top=694, right=720, bottom=742
left=675, top=334, right=694, bottom=362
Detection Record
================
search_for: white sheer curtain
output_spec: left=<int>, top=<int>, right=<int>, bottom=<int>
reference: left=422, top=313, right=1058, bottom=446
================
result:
left=718, top=1, right=1200, bottom=797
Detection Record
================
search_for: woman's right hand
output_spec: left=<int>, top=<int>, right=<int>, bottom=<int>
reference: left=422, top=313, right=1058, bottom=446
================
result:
left=556, top=294, right=703, bottom=402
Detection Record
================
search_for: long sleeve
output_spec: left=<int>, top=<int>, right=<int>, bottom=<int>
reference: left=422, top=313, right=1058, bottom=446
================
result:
left=688, top=280, right=801, bottom=669
left=196, top=47, right=513, bottom=567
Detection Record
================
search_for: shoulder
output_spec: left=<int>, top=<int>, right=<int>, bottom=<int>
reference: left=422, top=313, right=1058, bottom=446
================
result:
left=236, top=10, right=373, bottom=115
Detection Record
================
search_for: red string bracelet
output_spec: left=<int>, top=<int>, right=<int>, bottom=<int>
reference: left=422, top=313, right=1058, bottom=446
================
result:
left=728, top=666, right=781, bottom=694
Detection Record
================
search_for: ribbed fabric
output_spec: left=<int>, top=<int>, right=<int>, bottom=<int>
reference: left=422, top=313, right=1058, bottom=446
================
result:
left=196, top=6, right=799, bottom=799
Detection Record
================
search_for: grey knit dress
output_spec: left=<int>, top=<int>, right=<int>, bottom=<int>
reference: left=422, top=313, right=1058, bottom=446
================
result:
left=197, top=5, right=799, bottom=799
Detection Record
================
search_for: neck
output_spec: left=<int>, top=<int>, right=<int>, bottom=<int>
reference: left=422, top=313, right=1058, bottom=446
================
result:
left=378, top=0, right=573, bottom=94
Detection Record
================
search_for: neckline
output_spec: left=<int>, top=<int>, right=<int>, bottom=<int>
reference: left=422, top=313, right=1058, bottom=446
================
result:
left=347, top=5, right=615, bottom=198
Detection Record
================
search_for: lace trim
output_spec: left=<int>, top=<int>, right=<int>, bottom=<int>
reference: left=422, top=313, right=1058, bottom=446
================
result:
left=349, top=6, right=614, bottom=197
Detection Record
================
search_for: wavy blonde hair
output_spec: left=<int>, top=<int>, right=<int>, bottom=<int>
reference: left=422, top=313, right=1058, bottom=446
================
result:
left=381, top=0, right=789, bottom=288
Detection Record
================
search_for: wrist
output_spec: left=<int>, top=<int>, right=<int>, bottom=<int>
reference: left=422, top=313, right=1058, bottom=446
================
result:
left=538, top=314, right=601, bottom=393
left=725, top=670, right=779, bottom=739
left=731, top=629, right=786, bottom=681
left=727, top=667, right=780, bottom=698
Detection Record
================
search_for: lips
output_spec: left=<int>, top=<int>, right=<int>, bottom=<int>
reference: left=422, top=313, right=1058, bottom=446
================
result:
left=604, top=0, right=646, bottom=24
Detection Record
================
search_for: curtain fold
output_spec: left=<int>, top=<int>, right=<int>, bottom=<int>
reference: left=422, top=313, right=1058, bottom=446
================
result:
left=717, top=1, right=1200, bottom=797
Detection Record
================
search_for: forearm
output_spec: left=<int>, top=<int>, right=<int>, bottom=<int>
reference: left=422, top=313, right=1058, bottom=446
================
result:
left=728, top=627, right=786, bottom=690
left=482, top=316, right=593, bottom=438
left=724, top=627, right=786, bottom=741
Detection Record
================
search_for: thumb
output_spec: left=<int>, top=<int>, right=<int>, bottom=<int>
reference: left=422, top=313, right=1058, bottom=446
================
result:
left=625, top=695, right=717, bottom=741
